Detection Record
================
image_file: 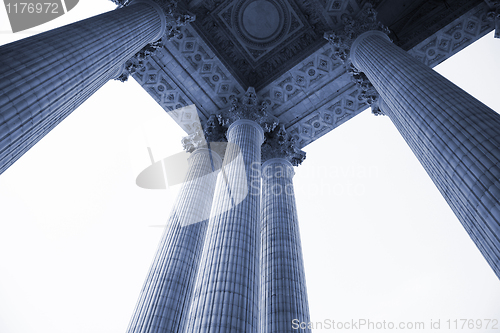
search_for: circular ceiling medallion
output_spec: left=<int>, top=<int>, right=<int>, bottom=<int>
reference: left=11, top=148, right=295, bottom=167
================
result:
left=242, top=1, right=280, bottom=39
left=235, top=0, right=289, bottom=48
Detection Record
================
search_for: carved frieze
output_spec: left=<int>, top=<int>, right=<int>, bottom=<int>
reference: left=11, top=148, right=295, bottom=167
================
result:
left=406, top=2, right=495, bottom=67
left=113, top=0, right=196, bottom=81
left=286, top=84, right=367, bottom=148
left=257, top=44, right=344, bottom=113
left=127, top=0, right=493, bottom=151
left=131, top=62, right=203, bottom=134
left=160, top=26, right=244, bottom=111
left=116, top=40, right=165, bottom=82
left=392, top=0, right=484, bottom=51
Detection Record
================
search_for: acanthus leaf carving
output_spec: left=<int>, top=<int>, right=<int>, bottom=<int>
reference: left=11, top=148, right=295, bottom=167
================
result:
left=346, top=62, right=380, bottom=105
left=323, top=3, right=389, bottom=64
left=261, top=125, right=306, bottom=166
left=204, top=114, right=227, bottom=143
left=116, top=40, right=165, bottom=82
left=181, top=127, right=207, bottom=153
left=113, top=0, right=196, bottom=81
left=217, top=87, right=279, bottom=133
left=323, top=3, right=388, bottom=111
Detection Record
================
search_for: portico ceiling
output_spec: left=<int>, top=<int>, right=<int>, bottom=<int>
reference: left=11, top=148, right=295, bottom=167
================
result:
left=130, top=0, right=494, bottom=148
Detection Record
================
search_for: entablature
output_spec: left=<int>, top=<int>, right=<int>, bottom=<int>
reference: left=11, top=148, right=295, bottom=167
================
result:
left=129, top=0, right=494, bottom=149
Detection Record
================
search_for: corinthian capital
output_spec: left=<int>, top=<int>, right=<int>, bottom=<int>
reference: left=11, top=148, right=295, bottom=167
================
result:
left=181, top=128, right=207, bottom=153
left=204, top=114, right=227, bottom=143
left=112, top=0, right=195, bottom=34
left=217, top=87, right=279, bottom=133
left=347, top=62, right=380, bottom=105
left=114, top=0, right=196, bottom=82
left=261, top=125, right=306, bottom=167
left=323, top=4, right=388, bottom=108
left=116, top=40, right=164, bottom=82
left=181, top=114, right=228, bottom=156
left=323, top=4, right=389, bottom=64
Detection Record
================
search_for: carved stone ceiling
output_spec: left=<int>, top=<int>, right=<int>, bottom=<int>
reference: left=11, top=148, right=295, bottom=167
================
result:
left=132, top=0, right=494, bottom=148
left=185, top=0, right=349, bottom=89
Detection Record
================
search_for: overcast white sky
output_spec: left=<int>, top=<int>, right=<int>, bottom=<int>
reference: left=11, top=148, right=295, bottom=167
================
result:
left=1, top=2, right=500, bottom=333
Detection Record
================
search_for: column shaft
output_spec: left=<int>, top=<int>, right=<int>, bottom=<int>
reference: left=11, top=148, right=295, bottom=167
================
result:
left=186, top=120, right=264, bottom=333
left=260, top=158, right=310, bottom=333
left=127, top=148, right=221, bottom=333
left=352, top=31, right=500, bottom=277
left=0, top=1, right=164, bottom=174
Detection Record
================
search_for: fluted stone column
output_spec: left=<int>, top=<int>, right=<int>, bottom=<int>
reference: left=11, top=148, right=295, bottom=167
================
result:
left=351, top=30, right=500, bottom=277
left=260, top=157, right=310, bottom=333
left=186, top=118, right=264, bottom=333
left=127, top=145, right=222, bottom=333
left=259, top=125, right=308, bottom=332
left=0, top=0, right=171, bottom=174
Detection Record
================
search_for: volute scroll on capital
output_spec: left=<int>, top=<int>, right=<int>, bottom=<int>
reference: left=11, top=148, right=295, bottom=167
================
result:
left=181, top=127, right=206, bottom=154
left=323, top=3, right=390, bottom=109
left=181, top=115, right=228, bottom=155
left=261, top=125, right=306, bottom=167
left=112, top=0, right=196, bottom=82
left=217, top=87, right=279, bottom=134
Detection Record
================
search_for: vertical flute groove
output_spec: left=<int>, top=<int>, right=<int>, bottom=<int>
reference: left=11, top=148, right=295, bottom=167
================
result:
left=260, top=159, right=310, bottom=333
left=0, top=2, right=163, bottom=174
left=352, top=31, right=500, bottom=277
left=187, top=121, right=263, bottom=333
left=127, top=148, right=221, bottom=333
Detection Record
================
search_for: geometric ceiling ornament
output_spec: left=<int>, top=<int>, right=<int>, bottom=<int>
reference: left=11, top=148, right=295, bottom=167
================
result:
left=132, top=0, right=494, bottom=147
left=187, top=0, right=338, bottom=89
